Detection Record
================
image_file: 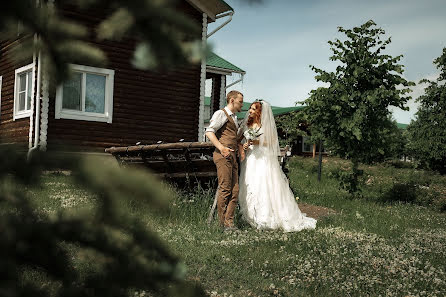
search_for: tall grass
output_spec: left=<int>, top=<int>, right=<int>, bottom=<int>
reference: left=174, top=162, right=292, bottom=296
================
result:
left=29, top=158, right=446, bottom=297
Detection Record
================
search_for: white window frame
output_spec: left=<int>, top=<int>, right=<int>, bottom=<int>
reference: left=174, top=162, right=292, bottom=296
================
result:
left=55, top=64, right=114, bottom=123
left=13, top=63, right=35, bottom=120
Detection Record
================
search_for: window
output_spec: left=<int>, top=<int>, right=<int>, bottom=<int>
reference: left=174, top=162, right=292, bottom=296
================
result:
left=55, top=64, right=114, bottom=123
left=302, top=136, right=313, bottom=152
left=14, top=64, right=34, bottom=120
left=302, top=136, right=326, bottom=153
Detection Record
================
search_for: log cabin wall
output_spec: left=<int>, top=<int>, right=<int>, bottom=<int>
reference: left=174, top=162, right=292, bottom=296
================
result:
left=211, top=75, right=222, bottom=114
left=46, top=1, right=203, bottom=152
left=0, top=38, right=34, bottom=147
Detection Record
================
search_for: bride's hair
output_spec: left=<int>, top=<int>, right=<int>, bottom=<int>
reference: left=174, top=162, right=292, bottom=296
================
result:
left=247, top=101, right=262, bottom=127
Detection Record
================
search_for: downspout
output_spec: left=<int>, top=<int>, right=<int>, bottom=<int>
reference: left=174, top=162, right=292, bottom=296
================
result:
left=225, top=73, right=244, bottom=89
left=207, top=11, right=234, bottom=38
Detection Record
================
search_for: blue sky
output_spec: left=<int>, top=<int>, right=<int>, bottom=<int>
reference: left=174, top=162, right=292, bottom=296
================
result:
left=207, top=0, right=446, bottom=124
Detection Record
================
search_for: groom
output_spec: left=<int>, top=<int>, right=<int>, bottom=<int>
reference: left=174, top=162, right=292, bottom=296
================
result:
left=205, top=90, right=244, bottom=231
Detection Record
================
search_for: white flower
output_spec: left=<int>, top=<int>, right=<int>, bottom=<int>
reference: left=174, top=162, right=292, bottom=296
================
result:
left=244, top=127, right=262, bottom=140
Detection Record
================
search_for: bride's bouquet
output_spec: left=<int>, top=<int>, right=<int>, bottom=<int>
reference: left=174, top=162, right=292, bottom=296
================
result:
left=244, top=127, right=263, bottom=149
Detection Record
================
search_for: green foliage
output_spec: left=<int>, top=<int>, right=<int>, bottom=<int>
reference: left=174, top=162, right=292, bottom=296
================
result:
left=407, top=47, right=446, bottom=174
left=304, top=20, right=414, bottom=192
left=387, top=124, right=409, bottom=160
left=0, top=145, right=206, bottom=297
left=12, top=156, right=446, bottom=296
left=289, top=156, right=446, bottom=212
left=330, top=161, right=364, bottom=195
left=275, top=111, right=307, bottom=147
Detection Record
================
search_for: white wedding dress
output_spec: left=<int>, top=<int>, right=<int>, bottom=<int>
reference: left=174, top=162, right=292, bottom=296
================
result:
left=238, top=102, right=317, bottom=232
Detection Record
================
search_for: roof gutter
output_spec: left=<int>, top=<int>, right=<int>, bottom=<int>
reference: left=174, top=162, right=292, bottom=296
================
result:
left=207, top=11, right=234, bottom=38
left=206, top=65, right=246, bottom=76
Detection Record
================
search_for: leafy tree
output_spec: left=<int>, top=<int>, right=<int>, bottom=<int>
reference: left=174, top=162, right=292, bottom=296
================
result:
left=0, top=145, right=207, bottom=297
left=275, top=110, right=307, bottom=147
left=304, top=20, right=414, bottom=193
left=387, top=122, right=409, bottom=161
left=407, top=48, right=446, bottom=174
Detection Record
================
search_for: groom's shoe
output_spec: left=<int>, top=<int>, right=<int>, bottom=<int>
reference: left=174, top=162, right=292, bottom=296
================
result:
left=224, top=225, right=239, bottom=232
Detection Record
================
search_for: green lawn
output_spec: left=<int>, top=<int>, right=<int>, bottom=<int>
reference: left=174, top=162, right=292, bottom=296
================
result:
left=30, top=157, right=446, bottom=297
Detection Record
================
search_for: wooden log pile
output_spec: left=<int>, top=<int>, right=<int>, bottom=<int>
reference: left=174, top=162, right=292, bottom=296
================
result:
left=105, top=142, right=217, bottom=179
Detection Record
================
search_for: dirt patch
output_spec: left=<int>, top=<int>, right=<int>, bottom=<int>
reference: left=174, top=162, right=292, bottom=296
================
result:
left=298, top=203, right=337, bottom=219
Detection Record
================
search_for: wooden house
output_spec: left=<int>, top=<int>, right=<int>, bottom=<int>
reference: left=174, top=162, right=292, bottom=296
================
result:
left=203, top=51, right=246, bottom=130
left=0, top=0, right=238, bottom=154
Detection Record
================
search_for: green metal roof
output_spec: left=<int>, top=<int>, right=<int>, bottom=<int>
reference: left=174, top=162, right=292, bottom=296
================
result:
left=235, top=103, right=305, bottom=119
left=206, top=51, right=245, bottom=74
left=206, top=100, right=408, bottom=130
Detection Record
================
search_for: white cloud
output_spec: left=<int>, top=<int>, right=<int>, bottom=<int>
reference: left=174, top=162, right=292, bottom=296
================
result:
left=209, top=0, right=445, bottom=121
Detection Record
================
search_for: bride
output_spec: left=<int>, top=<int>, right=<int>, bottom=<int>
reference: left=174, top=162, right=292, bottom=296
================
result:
left=238, top=100, right=317, bottom=232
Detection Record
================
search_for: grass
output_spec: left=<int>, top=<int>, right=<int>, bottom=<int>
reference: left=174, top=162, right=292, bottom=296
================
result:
left=29, top=157, right=446, bottom=297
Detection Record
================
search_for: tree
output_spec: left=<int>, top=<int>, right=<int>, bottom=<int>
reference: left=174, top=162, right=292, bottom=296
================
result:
left=0, top=146, right=207, bottom=297
left=275, top=110, right=307, bottom=147
left=387, top=122, right=409, bottom=161
left=304, top=20, right=414, bottom=193
left=407, top=48, right=446, bottom=174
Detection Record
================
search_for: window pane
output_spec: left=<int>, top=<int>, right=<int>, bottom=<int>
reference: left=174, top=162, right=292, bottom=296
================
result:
left=303, top=137, right=312, bottom=152
left=85, top=73, right=105, bottom=113
left=62, top=72, right=82, bottom=110
left=19, top=73, right=26, bottom=92
left=27, top=71, right=32, bottom=110
left=19, top=92, right=26, bottom=111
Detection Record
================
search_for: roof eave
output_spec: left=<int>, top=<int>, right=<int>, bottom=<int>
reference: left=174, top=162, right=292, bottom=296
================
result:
left=206, top=65, right=246, bottom=75
left=186, top=0, right=233, bottom=21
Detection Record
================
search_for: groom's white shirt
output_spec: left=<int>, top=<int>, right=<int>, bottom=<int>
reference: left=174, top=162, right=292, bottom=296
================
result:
left=205, top=106, right=239, bottom=134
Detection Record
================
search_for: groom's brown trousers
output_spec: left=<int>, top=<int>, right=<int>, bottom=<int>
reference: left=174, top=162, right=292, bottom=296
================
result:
left=213, top=109, right=239, bottom=228
left=214, top=151, right=239, bottom=227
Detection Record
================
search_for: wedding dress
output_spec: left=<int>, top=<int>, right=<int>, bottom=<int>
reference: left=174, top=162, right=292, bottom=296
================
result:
left=238, top=101, right=317, bottom=232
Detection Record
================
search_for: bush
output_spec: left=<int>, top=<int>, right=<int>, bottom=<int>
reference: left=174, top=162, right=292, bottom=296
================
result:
left=381, top=181, right=418, bottom=204
left=384, top=160, right=415, bottom=169
left=0, top=145, right=207, bottom=297
left=433, top=195, right=446, bottom=212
